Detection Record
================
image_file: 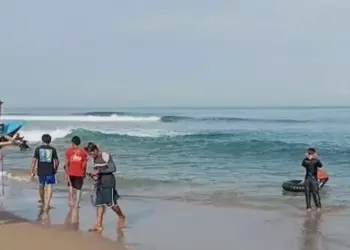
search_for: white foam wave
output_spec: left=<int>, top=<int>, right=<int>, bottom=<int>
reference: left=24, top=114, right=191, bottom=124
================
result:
left=20, top=128, right=72, bottom=142
left=2, top=114, right=160, bottom=122
left=0, top=171, right=31, bottom=182
left=19, top=127, right=193, bottom=142
left=89, top=128, right=192, bottom=138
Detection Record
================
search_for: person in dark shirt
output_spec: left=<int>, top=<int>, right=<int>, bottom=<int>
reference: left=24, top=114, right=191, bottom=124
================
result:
left=301, top=147, right=322, bottom=211
left=85, top=142, right=126, bottom=232
left=19, top=140, right=30, bottom=151
left=31, top=134, right=59, bottom=211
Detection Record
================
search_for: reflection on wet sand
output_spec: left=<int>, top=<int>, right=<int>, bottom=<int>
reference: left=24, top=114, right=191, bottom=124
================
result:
left=115, top=229, right=128, bottom=250
left=91, top=226, right=128, bottom=249
left=300, top=212, right=322, bottom=250
left=36, top=207, right=51, bottom=226
left=64, top=207, right=80, bottom=231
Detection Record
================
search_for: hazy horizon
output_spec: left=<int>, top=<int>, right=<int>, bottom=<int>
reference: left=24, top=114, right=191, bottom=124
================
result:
left=3, top=104, right=350, bottom=111
left=2, top=0, right=350, bottom=108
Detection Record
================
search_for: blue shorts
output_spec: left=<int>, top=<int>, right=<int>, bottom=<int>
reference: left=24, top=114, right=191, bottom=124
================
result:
left=38, top=175, right=56, bottom=185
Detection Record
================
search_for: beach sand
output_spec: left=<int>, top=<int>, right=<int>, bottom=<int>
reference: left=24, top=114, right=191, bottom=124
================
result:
left=0, top=210, right=127, bottom=250
left=1, top=186, right=350, bottom=250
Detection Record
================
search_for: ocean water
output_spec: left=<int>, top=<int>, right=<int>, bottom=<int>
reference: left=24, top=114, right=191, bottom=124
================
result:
left=1, top=107, right=350, bottom=209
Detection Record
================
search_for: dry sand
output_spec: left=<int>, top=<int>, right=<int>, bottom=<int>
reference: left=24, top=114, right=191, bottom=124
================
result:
left=0, top=210, right=127, bottom=250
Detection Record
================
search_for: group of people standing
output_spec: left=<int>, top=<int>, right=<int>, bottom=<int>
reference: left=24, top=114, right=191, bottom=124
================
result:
left=1, top=130, right=326, bottom=232
left=30, top=134, right=126, bottom=231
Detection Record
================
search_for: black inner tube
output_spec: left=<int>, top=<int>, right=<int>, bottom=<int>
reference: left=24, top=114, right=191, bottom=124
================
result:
left=282, top=179, right=305, bottom=192
left=282, top=178, right=329, bottom=192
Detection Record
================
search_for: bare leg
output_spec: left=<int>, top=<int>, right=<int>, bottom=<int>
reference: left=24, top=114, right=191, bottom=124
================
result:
left=39, top=185, right=45, bottom=205
left=44, top=184, right=53, bottom=211
left=75, top=189, right=82, bottom=208
left=97, top=206, right=105, bottom=229
left=89, top=206, right=105, bottom=232
left=111, top=205, right=126, bottom=229
left=68, top=186, right=74, bottom=207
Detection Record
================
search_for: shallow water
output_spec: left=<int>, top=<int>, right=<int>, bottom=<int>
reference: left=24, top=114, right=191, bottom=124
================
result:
left=1, top=183, right=350, bottom=250
left=2, top=107, right=350, bottom=209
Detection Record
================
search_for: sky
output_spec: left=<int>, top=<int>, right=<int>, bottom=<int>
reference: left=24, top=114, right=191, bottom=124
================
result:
left=1, top=0, right=350, bottom=108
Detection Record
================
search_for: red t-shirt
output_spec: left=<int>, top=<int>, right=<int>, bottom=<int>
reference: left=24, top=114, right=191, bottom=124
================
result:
left=65, top=147, right=87, bottom=177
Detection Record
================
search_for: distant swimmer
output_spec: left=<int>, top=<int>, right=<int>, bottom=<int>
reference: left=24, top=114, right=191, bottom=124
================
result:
left=301, top=148, right=323, bottom=212
left=19, top=140, right=30, bottom=151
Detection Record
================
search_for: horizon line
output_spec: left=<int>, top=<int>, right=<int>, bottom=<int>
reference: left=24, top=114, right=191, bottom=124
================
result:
left=3, top=105, right=350, bottom=110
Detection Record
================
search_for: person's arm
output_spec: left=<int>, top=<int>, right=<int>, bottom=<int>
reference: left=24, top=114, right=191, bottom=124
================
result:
left=82, top=151, right=88, bottom=176
left=64, top=150, right=70, bottom=175
left=52, top=148, right=59, bottom=172
left=31, top=147, right=39, bottom=175
left=0, top=133, right=23, bottom=147
left=96, top=152, right=116, bottom=174
left=301, top=158, right=308, bottom=168
left=317, top=159, right=323, bottom=168
left=0, top=141, right=15, bottom=147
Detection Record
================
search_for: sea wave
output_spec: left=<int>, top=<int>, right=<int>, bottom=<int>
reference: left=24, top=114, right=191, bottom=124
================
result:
left=2, top=114, right=159, bottom=122
left=2, top=113, right=314, bottom=124
left=18, top=127, right=348, bottom=156
left=19, top=127, right=193, bottom=142
left=160, top=115, right=314, bottom=123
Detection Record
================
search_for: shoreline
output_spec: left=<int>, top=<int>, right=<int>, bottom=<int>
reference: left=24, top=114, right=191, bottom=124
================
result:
left=2, top=184, right=350, bottom=250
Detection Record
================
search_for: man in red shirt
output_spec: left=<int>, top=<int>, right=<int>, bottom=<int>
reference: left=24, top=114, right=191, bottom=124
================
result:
left=65, top=136, right=87, bottom=208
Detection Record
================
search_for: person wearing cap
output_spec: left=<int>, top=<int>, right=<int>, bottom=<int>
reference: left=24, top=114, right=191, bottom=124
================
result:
left=85, top=142, right=126, bottom=232
left=301, top=147, right=323, bottom=211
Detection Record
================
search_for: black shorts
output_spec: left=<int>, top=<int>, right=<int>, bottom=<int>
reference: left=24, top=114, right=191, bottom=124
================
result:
left=94, top=187, right=119, bottom=207
left=68, top=176, right=84, bottom=190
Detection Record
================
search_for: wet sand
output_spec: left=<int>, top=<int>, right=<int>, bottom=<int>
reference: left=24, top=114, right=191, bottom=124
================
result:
left=1, top=186, right=350, bottom=250
left=0, top=210, right=127, bottom=250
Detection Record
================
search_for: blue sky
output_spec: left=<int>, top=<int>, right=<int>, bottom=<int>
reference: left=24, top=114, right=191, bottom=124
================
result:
left=1, top=0, right=350, bottom=107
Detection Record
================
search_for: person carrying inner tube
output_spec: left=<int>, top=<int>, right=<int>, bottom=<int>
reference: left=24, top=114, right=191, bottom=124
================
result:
left=302, top=147, right=323, bottom=212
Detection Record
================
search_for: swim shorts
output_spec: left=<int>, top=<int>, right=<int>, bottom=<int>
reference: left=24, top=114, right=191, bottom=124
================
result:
left=94, top=188, right=119, bottom=207
left=38, top=175, right=56, bottom=185
left=68, top=176, right=84, bottom=190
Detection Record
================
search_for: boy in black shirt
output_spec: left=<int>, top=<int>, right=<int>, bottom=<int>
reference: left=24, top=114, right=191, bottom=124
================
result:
left=31, top=134, right=59, bottom=211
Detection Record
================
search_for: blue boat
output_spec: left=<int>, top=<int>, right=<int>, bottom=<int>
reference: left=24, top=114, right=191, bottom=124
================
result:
left=0, top=122, right=24, bottom=137
left=0, top=101, right=24, bottom=141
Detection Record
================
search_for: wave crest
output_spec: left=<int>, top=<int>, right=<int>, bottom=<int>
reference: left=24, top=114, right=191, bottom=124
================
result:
left=3, top=112, right=314, bottom=124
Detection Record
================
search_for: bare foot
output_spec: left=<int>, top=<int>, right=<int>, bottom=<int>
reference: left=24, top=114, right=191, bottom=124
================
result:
left=307, top=208, right=312, bottom=212
left=88, top=224, right=103, bottom=233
